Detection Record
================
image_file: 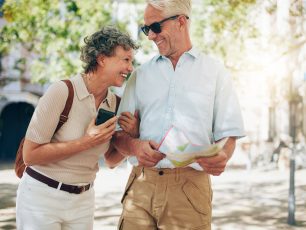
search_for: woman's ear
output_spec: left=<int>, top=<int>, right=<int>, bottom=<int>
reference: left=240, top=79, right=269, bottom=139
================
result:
left=97, top=55, right=106, bottom=67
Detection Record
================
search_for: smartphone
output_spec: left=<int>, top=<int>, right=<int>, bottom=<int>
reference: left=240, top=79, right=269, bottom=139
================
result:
left=95, top=108, right=115, bottom=125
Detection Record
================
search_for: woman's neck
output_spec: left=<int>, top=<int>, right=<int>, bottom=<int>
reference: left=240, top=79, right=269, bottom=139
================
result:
left=83, top=72, right=108, bottom=108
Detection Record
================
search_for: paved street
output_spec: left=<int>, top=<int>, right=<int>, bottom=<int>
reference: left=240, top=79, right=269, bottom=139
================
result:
left=0, top=164, right=305, bottom=230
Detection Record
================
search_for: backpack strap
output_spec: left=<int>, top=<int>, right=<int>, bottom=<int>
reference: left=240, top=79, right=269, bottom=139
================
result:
left=55, top=80, right=74, bottom=133
left=115, top=94, right=121, bottom=114
left=14, top=79, right=74, bottom=179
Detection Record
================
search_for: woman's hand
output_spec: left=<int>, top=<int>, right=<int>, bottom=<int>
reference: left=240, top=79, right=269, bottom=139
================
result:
left=85, top=116, right=117, bottom=146
left=23, top=115, right=118, bottom=166
left=118, top=110, right=140, bottom=138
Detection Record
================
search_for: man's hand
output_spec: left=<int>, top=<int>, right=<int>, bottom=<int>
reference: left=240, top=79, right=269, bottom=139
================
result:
left=118, top=110, right=140, bottom=138
left=131, top=139, right=165, bottom=167
left=196, top=137, right=236, bottom=176
left=196, top=150, right=229, bottom=176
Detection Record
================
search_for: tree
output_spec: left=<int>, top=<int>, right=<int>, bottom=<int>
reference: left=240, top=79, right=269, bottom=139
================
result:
left=191, top=0, right=257, bottom=71
left=0, top=0, right=272, bottom=83
left=0, top=0, right=129, bottom=84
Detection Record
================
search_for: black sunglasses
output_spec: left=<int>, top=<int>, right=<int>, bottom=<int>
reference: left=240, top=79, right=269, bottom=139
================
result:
left=141, top=15, right=189, bottom=36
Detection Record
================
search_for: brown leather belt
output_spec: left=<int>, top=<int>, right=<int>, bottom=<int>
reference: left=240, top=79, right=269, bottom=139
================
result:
left=25, top=167, right=92, bottom=194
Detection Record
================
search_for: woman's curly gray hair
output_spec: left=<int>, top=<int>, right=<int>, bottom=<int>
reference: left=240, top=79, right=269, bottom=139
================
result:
left=80, top=26, right=139, bottom=74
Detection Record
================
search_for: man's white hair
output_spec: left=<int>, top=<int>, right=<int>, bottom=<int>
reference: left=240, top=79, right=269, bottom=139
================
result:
left=147, top=0, right=191, bottom=17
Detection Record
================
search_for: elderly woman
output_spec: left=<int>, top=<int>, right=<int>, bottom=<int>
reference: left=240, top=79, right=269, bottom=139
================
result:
left=16, top=26, right=139, bottom=230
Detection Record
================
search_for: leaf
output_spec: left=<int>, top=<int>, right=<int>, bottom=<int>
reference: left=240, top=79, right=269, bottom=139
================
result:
left=0, top=0, right=125, bottom=82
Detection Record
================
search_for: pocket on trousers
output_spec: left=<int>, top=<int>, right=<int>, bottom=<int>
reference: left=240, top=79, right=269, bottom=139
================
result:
left=121, top=172, right=136, bottom=204
left=182, top=180, right=211, bottom=215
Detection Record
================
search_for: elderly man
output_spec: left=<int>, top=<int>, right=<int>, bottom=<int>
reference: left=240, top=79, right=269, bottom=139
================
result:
left=114, top=0, right=245, bottom=229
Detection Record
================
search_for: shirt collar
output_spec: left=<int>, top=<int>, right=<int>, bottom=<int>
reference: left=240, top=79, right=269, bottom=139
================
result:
left=155, top=46, right=200, bottom=62
left=74, top=74, right=90, bottom=100
left=102, top=88, right=113, bottom=109
left=73, top=74, right=113, bottom=109
left=185, top=46, right=200, bottom=59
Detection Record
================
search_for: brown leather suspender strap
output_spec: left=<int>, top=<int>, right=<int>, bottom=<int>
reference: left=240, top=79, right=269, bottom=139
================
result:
left=55, top=80, right=74, bottom=133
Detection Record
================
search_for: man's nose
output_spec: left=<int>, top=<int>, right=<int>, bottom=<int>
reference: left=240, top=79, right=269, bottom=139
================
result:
left=148, top=30, right=157, bottom=40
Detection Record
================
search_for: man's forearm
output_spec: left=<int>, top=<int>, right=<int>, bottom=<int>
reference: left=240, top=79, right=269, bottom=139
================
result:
left=222, top=137, right=236, bottom=160
left=113, top=131, right=138, bottom=156
left=104, top=145, right=126, bottom=169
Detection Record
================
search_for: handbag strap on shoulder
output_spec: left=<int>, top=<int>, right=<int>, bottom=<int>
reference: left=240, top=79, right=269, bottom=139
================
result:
left=55, top=80, right=74, bottom=133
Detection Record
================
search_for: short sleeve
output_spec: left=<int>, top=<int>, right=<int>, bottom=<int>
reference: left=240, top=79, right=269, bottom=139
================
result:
left=212, top=64, right=245, bottom=141
left=25, top=81, right=69, bottom=144
left=116, top=71, right=138, bottom=131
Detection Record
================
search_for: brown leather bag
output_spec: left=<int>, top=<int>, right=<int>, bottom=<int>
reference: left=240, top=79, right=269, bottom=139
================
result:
left=14, top=80, right=74, bottom=178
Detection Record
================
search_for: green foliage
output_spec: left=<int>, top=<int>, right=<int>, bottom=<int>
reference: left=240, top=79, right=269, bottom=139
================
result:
left=127, top=0, right=144, bottom=3
left=1, top=0, right=273, bottom=82
left=0, top=0, right=129, bottom=83
left=127, top=0, right=258, bottom=70
left=191, top=0, right=258, bottom=69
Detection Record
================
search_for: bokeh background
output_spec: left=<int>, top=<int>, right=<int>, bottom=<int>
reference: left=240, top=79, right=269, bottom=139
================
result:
left=0, top=0, right=305, bottom=229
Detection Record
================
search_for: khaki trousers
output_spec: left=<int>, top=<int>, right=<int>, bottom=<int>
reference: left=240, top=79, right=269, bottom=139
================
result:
left=118, top=166, right=212, bottom=230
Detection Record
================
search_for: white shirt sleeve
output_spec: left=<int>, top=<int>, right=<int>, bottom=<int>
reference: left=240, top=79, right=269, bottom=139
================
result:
left=116, top=71, right=138, bottom=131
left=212, top=64, right=245, bottom=141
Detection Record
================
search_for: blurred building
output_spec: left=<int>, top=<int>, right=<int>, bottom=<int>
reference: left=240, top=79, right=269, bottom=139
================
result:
left=0, top=0, right=43, bottom=161
left=222, top=0, right=306, bottom=168
left=266, top=0, right=306, bottom=144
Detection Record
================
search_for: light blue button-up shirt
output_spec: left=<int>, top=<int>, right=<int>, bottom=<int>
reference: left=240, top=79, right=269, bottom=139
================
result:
left=117, top=47, right=245, bottom=169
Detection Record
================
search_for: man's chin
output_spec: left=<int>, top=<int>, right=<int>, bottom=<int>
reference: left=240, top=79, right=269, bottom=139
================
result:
left=156, top=45, right=165, bottom=55
left=158, top=49, right=167, bottom=56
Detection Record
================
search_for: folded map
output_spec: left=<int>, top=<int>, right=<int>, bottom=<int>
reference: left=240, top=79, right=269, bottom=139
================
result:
left=158, top=126, right=228, bottom=167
